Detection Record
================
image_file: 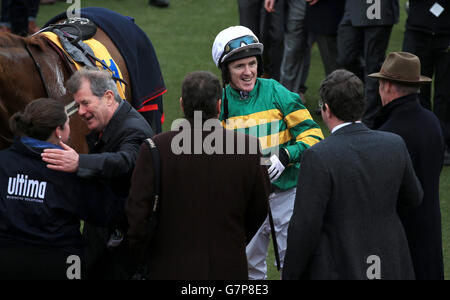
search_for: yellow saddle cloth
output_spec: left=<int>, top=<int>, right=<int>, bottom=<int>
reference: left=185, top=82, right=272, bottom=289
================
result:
left=41, top=31, right=126, bottom=100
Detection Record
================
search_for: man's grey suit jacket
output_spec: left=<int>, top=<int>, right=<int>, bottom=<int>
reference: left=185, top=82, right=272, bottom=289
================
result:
left=343, top=0, right=399, bottom=26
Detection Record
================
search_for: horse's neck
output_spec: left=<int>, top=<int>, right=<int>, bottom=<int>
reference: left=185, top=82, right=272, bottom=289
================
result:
left=30, top=35, right=75, bottom=101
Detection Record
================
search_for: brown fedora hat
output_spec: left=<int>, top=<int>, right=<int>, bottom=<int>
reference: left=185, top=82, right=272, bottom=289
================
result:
left=368, top=52, right=432, bottom=84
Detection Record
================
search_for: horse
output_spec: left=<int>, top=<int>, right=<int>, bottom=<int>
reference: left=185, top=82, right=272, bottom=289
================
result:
left=0, top=8, right=165, bottom=153
left=0, top=27, right=129, bottom=154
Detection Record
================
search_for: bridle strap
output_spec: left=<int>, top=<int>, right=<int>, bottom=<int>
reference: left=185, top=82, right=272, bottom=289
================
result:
left=27, top=36, right=80, bottom=116
left=43, top=36, right=80, bottom=116
left=64, top=100, right=78, bottom=117
left=24, top=42, right=51, bottom=98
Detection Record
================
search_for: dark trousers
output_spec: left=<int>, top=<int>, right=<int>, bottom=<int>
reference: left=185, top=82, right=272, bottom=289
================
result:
left=237, top=0, right=285, bottom=81
left=83, top=223, right=136, bottom=280
left=337, top=18, right=393, bottom=128
left=315, top=34, right=339, bottom=76
left=3, top=0, right=40, bottom=19
left=0, top=243, right=82, bottom=280
left=8, top=0, right=40, bottom=36
left=1, top=0, right=9, bottom=23
left=403, top=30, right=450, bottom=148
left=280, top=0, right=310, bottom=94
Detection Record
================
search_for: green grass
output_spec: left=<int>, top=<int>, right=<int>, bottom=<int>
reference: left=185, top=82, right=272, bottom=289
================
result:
left=36, top=0, right=449, bottom=280
left=440, top=167, right=450, bottom=279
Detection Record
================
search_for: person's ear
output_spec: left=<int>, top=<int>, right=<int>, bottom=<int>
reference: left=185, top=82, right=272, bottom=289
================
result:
left=179, top=97, right=184, bottom=113
left=324, top=103, right=332, bottom=119
left=104, top=90, right=116, bottom=106
left=216, top=99, right=222, bottom=117
left=386, top=81, right=395, bottom=93
left=381, top=80, right=392, bottom=93
left=54, top=127, right=62, bottom=140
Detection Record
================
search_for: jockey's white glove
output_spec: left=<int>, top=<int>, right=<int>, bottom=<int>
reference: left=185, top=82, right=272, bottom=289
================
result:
left=267, top=149, right=290, bottom=183
left=268, top=154, right=286, bottom=183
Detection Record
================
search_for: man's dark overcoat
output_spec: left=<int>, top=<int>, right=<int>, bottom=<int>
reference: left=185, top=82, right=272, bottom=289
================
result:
left=374, top=94, right=445, bottom=280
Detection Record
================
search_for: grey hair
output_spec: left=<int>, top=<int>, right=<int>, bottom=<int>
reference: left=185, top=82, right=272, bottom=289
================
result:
left=66, top=68, right=122, bottom=103
left=388, top=80, right=421, bottom=95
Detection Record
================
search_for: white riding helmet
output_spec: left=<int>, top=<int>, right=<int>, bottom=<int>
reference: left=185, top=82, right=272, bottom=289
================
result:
left=212, top=26, right=264, bottom=68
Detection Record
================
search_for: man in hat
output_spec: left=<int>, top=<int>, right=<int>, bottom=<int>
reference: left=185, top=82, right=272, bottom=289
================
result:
left=212, top=25, right=324, bottom=279
left=371, top=51, right=445, bottom=280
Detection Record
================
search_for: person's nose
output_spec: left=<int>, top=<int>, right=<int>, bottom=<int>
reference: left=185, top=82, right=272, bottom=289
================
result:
left=78, top=105, right=85, bottom=116
left=243, top=65, right=252, bottom=75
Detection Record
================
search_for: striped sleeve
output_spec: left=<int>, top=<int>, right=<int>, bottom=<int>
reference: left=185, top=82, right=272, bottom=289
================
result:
left=278, top=90, right=324, bottom=163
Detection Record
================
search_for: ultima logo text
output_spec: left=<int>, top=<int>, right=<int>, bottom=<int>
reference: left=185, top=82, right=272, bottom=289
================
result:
left=7, top=174, right=47, bottom=202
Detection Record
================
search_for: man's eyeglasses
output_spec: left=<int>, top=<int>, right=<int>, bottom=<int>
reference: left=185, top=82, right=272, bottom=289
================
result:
left=223, top=35, right=258, bottom=56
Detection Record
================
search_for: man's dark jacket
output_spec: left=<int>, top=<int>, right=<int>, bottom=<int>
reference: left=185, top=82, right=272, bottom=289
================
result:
left=283, top=123, right=422, bottom=280
left=80, top=100, right=153, bottom=279
left=305, top=0, right=345, bottom=35
left=406, top=0, right=450, bottom=35
left=126, top=125, right=270, bottom=279
left=78, top=101, right=154, bottom=197
left=374, top=94, right=445, bottom=280
left=343, top=0, right=399, bottom=26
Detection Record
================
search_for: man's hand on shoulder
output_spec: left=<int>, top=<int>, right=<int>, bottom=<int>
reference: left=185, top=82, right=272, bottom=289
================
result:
left=41, top=141, right=79, bottom=173
left=306, top=0, right=319, bottom=5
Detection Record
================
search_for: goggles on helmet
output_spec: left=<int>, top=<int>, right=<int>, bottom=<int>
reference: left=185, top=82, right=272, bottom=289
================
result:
left=220, top=35, right=259, bottom=64
left=224, top=35, right=259, bottom=55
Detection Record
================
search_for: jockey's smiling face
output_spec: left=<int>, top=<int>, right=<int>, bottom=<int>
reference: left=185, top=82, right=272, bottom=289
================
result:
left=74, top=78, right=118, bottom=132
left=228, top=56, right=258, bottom=93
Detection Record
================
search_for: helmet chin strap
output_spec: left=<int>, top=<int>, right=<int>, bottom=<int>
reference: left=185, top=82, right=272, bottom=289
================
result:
left=239, top=91, right=250, bottom=99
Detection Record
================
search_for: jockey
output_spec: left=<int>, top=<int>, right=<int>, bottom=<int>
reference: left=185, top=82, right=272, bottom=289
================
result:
left=212, top=25, right=324, bottom=279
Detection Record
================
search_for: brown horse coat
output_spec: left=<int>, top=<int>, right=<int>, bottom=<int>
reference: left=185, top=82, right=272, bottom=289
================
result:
left=0, top=29, right=130, bottom=153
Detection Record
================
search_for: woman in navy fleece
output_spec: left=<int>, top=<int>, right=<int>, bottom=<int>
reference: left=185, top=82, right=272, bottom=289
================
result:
left=0, top=98, right=119, bottom=280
